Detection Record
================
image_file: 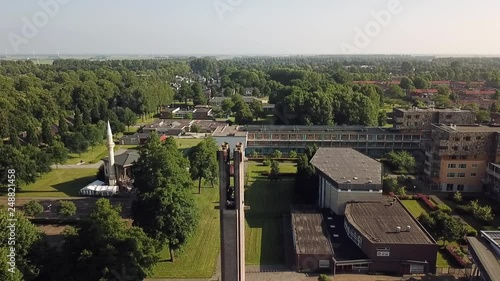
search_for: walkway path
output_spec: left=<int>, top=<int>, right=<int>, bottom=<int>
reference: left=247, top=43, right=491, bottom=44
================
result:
left=51, top=149, right=128, bottom=169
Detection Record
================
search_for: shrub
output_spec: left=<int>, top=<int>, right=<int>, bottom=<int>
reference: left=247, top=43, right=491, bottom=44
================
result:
left=58, top=200, right=77, bottom=217
left=250, top=151, right=259, bottom=158
left=23, top=200, right=44, bottom=216
left=272, top=150, right=282, bottom=159
left=446, top=245, right=471, bottom=268
left=453, top=191, right=463, bottom=203
left=318, top=274, right=331, bottom=281
left=455, top=205, right=472, bottom=215
left=417, top=194, right=437, bottom=210
left=289, top=150, right=298, bottom=158
left=465, top=225, right=477, bottom=237
left=262, top=158, right=271, bottom=166
left=474, top=205, right=494, bottom=223
left=438, top=204, right=452, bottom=214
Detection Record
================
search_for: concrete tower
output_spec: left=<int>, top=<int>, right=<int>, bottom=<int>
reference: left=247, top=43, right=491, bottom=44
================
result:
left=106, top=121, right=117, bottom=186
left=217, top=143, right=246, bottom=281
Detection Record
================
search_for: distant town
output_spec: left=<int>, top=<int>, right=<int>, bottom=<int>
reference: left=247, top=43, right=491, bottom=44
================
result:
left=1, top=56, right=500, bottom=281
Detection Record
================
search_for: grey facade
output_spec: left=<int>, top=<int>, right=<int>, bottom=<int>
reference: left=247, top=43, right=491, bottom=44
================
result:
left=218, top=143, right=246, bottom=281
left=311, top=148, right=383, bottom=215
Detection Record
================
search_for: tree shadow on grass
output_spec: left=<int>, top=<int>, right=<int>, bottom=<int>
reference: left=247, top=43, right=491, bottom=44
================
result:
left=245, top=178, right=294, bottom=266
left=18, top=175, right=97, bottom=197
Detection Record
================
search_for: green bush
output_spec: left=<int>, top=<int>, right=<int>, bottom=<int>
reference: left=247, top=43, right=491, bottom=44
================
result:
left=318, top=274, right=331, bottom=281
left=455, top=205, right=472, bottom=215
left=262, top=158, right=271, bottom=166
left=465, top=226, right=477, bottom=237
left=58, top=200, right=77, bottom=217
left=438, top=204, right=452, bottom=214
left=23, top=200, right=44, bottom=216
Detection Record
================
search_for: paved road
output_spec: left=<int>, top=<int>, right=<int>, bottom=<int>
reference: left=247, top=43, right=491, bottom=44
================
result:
left=51, top=148, right=128, bottom=169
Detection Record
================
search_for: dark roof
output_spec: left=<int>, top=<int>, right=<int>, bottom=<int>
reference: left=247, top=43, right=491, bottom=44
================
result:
left=344, top=201, right=435, bottom=245
left=310, top=148, right=382, bottom=185
left=467, top=235, right=500, bottom=281
left=291, top=206, right=334, bottom=256
left=102, top=151, right=139, bottom=167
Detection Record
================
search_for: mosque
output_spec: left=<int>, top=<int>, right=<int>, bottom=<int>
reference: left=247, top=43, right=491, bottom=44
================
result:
left=79, top=122, right=139, bottom=197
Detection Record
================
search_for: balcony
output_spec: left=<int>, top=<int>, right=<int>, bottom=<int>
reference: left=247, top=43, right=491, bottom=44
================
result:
left=425, top=151, right=433, bottom=158
left=424, top=169, right=431, bottom=176
left=487, top=167, right=500, bottom=180
left=424, top=161, right=431, bottom=167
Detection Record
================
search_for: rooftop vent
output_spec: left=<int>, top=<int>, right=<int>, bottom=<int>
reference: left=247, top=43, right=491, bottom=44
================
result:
left=406, top=225, right=411, bottom=232
left=396, top=226, right=401, bottom=233
left=368, top=180, right=373, bottom=184
left=346, top=180, right=352, bottom=183
left=353, top=177, right=358, bottom=180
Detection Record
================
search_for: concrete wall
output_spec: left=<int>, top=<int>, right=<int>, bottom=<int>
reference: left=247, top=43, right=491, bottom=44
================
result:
left=214, top=136, right=248, bottom=151
left=319, top=175, right=382, bottom=215
left=296, top=254, right=334, bottom=272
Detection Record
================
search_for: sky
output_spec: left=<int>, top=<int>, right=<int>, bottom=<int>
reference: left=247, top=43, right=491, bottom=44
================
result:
left=1, top=0, right=500, bottom=56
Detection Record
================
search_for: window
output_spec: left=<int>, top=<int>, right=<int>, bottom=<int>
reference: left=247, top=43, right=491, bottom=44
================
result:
left=451, top=156, right=457, bottom=160
left=471, top=173, right=477, bottom=177
left=457, top=185, right=465, bottom=191
left=464, top=146, right=469, bottom=151
left=447, top=173, right=456, bottom=178
left=452, top=146, right=459, bottom=151
left=476, top=136, right=482, bottom=140
left=410, top=264, right=425, bottom=274
left=446, top=184, right=454, bottom=191
left=458, top=173, right=466, bottom=178
left=448, top=164, right=457, bottom=169
left=459, top=164, right=467, bottom=169
left=465, top=136, right=471, bottom=141
left=460, top=155, right=467, bottom=160
left=319, top=260, right=330, bottom=268
left=455, top=137, right=460, bottom=141
left=416, top=115, right=420, bottom=119
left=376, top=247, right=390, bottom=251
left=377, top=251, right=390, bottom=257
left=472, top=164, right=478, bottom=168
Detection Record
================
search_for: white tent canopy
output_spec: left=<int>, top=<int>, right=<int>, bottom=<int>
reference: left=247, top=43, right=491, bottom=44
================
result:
left=79, top=180, right=119, bottom=197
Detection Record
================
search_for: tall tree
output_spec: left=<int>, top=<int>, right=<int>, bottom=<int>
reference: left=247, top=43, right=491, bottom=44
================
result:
left=57, top=198, right=159, bottom=281
left=47, top=141, right=69, bottom=168
left=132, top=134, right=198, bottom=261
left=188, top=138, right=219, bottom=193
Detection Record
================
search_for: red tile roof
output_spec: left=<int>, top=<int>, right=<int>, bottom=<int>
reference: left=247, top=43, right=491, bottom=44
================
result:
left=465, top=90, right=496, bottom=95
left=411, top=89, right=439, bottom=94
left=431, top=81, right=451, bottom=85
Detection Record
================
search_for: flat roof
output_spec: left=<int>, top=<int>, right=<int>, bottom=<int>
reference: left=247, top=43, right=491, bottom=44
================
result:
left=212, top=125, right=248, bottom=137
left=433, top=124, right=500, bottom=133
left=467, top=234, right=500, bottom=281
left=310, top=148, right=382, bottom=185
left=394, top=107, right=472, bottom=113
left=211, top=125, right=420, bottom=136
left=291, top=206, right=334, bottom=256
left=345, top=201, right=435, bottom=244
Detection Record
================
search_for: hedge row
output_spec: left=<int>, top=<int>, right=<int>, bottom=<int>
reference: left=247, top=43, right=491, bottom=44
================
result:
left=446, top=245, right=471, bottom=268
left=416, top=194, right=437, bottom=210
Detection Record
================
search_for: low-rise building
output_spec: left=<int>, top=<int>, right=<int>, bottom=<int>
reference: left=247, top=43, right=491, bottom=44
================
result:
left=193, top=106, right=214, bottom=120
left=212, top=125, right=248, bottom=149
left=142, top=119, right=193, bottom=136
left=209, top=96, right=260, bottom=107
left=311, top=148, right=383, bottom=215
left=343, top=200, right=438, bottom=274
left=291, top=206, right=334, bottom=272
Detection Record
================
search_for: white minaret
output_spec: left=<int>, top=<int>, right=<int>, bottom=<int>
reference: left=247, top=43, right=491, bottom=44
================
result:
left=106, top=121, right=117, bottom=186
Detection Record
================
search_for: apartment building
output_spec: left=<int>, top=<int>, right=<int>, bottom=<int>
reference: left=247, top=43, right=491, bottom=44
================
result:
left=423, top=124, right=500, bottom=192
left=393, top=107, right=476, bottom=131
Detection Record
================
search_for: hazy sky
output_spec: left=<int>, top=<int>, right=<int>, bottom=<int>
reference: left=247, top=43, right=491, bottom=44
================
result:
left=1, top=0, right=499, bottom=55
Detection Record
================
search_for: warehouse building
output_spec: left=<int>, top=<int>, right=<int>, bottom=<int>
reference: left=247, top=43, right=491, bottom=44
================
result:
left=343, top=200, right=438, bottom=274
left=311, top=148, right=383, bottom=215
left=291, top=206, right=334, bottom=272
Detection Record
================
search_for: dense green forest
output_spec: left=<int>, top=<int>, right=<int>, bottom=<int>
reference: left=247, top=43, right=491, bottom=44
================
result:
left=1, top=56, right=500, bottom=186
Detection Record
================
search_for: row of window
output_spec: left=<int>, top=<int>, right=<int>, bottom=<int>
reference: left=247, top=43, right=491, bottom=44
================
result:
left=344, top=221, right=362, bottom=248
left=446, top=184, right=465, bottom=191
left=453, top=136, right=483, bottom=141
left=447, top=163, right=478, bottom=169
left=447, top=172, right=477, bottom=178
left=247, top=134, right=421, bottom=141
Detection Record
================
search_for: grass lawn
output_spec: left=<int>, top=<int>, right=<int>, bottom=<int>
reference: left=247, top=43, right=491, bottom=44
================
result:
left=17, top=169, right=97, bottom=197
left=151, top=182, right=220, bottom=279
left=244, top=162, right=296, bottom=265
left=176, top=138, right=203, bottom=151
left=401, top=199, right=429, bottom=218
left=67, top=144, right=138, bottom=165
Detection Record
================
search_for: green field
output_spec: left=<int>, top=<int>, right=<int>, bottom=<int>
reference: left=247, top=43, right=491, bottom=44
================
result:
left=401, top=199, right=428, bottom=218
left=67, top=144, right=138, bottom=165
left=176, top=138, right=203, bottom=151
left=245, top=162, right=296, bottom=265
left=151, top=182, right=220, bottom=278
left=18, top=169, right=97, bottom=197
